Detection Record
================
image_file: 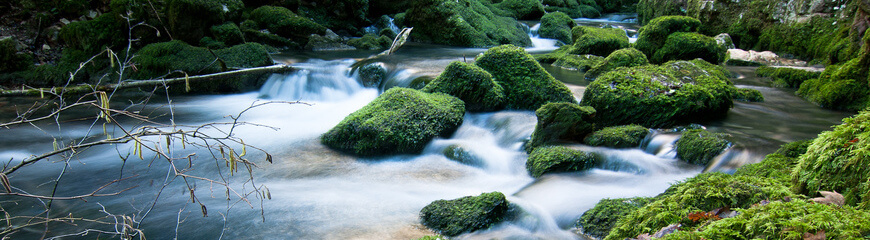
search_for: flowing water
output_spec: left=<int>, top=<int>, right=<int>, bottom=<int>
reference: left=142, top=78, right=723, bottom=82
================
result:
left=0, top=16, right=854, bottom=239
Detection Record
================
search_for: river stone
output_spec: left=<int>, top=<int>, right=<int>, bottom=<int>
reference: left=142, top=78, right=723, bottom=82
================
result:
left=570, top=26, right=630, bottom=57
left=584, top=124, right=650, bottom=148
left=405, top=0, right=531, bottom=47
left=527, top=102, right=596, bottom=151
left=321, top=88, right=465, bottom=157
left=539, top=12, right=576, bottom=44
left=422, top=61, right=506, bottom=112
left=675, top=129, right=730, bottom=165
left=526, top=146, right=601, bottom=177
left=586, top=47, right=648, bottom=79
left=420, top=192, right=510, bottom=236
left=356, top=62, right=388, bottom=88
left=475, top=45, right=576, bottom=110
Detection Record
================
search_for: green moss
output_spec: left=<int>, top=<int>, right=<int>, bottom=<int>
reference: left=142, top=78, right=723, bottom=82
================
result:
left=724, top=59, right=764, bottom=67
left=675, top=129, right=730, bottom=165
left=297, top=0, right=368, bottom=34
left=420, top=192, right=510, bottom=236
left=494, top=0, right=545, bottom=20
left=357, top=63, right=387, bottom=88
left=652, top=32, right=725, bottom=64
left=166, top=0, right=244, bottom=44
left=584, top=124, right=649, bottom=148
left=678, top=199, right=870, bottom=240
left=422, top=61, right=506, bottom=112
left=406, top=0, right=531, bottom=47
left=605, top=172, right=795, bottom=240
left=526, top=146, right=601, bottom=177
left=249, top=5, right=326, bottom=43
left=60, top=12, right=125, bottom=54
left=211, top=22, right=245, bottom=46
left=581, top=60, right=734, bottom=128
left=542, top=0, right=602, bottom=18
left=732, top=88, right=764, bottom=102
left=475, top=45, right=576, bottom=110
left=636, top=0, right=684, bottom=25
left=775, top=139, right=812, bottom=158
left=0, top=38, right=33, bottom=74
left=586, top=47, right=648, bottom=79
left=527, top=103, right=596, bottom=151
left=321, top=88, right=465, bottom=156
left=539, top=12, right=576, bottom=44
left=577, top=197, right=654, bottom=238
left=793, top=109, right=870, bottom=209
left=756, top=66, right=821, bottom=88
left=570, top=26, right=629, bottom=57
left=553, top=54, right=604, bottom=71
left=755, top=16, right=858, bottom=65
left=634, top=16, right=701, bottom=59
left=796, top=59, right=870, bottom=111
left=347, top=34, right=392, bottom=50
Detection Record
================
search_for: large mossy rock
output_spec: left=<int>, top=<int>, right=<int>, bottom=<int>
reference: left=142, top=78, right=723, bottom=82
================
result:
left=570, top=26, right=629, bottom=57
left=584, top=124, right=649, bottom=148
left=321, top=88, right=465, bottom=157
left=297, top=0, right=369, bottom=34
left=422, top=61, right=506, bottom=112
left=166, top=0, right=244, bottom=44
left=494, top=0, right=546, bottom=20
left=604, top=172, right=795, bottom=240
left=210, top=22, right=245, bottom=47
left=652, top=32, right=726, bottom=64
left=539, top=12, right=576, bottom=44
left=420, top=192, right=510, bottom=236
left=797, top=58, right=870, bottom=111
left=406, top=0, right=531, bottom=47
left=675, top=129, right=730, bottom=165
left=249, top=5, right=327, bottom=43
left=347, top=34, right=392, bottom=50
left=793, top=109, right=870, bottom=209
left=475, top=45, right=576, bottom=110
left=527, top=103, right=596, bottom=150
left=577, top=197, right=654, bottom=239
left=732, top=88, right=765, bottom=102
left=542, top=0, right=602, bottom=18
left=526, top=146, right=601, bottom=177
left=634, top=16, right=701, bottom=60
left=586, top=47, right=648, bottom=79
left=60, top=12, right=125, bottom=54
left=581, top=60, right=735, bottom=128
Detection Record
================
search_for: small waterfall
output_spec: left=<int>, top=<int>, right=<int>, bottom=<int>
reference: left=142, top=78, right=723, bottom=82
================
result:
left=527, top=23, right=560, bottom=51
left=258, top=59, right=364, bottom=101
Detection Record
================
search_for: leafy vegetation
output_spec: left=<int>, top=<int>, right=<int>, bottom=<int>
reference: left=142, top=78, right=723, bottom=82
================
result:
left=578, top=197, right=654, bottom=238
left=539, top=12, right=576, bottom=44
left=675, top=129, right=730, bottom=165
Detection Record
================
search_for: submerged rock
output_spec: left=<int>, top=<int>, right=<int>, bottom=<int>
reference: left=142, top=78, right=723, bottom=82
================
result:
left=577, top=197, right=654, bottom=238
left=346, top=33, right=391, bottom=50
left=420, top=192, right=510, bottom=236
left=543, top=0, right=602, bottom=18
left=527, top=102, right=596, bottom=151
left=422, top=61, right=506, bottom=112
left=526, top=146, right=601, bottom=177
left=570, top=26, right=629, bottom=57
left=584, top=124, right=650, bottom=148
left=734, top=140, right=811, bottom=185
left=475, top=45, right=576, bottom=110
left=539, top=12, right=576, bottom=44
left=675, top=129, right=730, bottom=166
left=321, top=88, right=465, bottom=157
left=356, top=62, right=388, bottom=88
left=634, top=16, right=701, bottom=60
left=405, top=0, right=531, bottom=47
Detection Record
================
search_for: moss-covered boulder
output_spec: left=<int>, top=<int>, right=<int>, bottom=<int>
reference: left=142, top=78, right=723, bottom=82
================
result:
left=652, top=32, right=725, bottom=64
left=539, top=12, right=576, bottom=44
left=542, top=0, right=602, bottom=18
left=674, top=199, right=870, bottom=240
left=321, top=88, right=465, bottom=156
left=240, top=19, right=299, bottom=49
left=756, top=66, right=821, bottom=88
left=793, top=109, right=870, bottom=209
left=249, top=5, right=326, bottom=44
left=0, top=37, right=33, bottom=74
left=422, top=61, right=506, bottom=112
left=581, top=60, right=735, bottom=128
left=634, top=16, right=701, bottom=59
left=797, top=58, right=870, bottom=111
left=475, top=45, right=576, bottom=110
left=527, top=103, right=596, bottom=150
left=356, top=62, right=388, bottom=88
left=577, top=197, right=654, bottom=239
left=732, top=88, right=764, bottom=102
left=405, top=0, right=531, bottom=47
left=494, top=0, right=546, bottom=20
left=675, top=129, right=730, bottom=166
left=166, top=0, right=244, bottom=44
left=605, top=172, right=795, bottom=240
left=526, top=146, right=601, bottom=177
left=734, top=140, right=811, bottom=185
left=570, top=26, right=629, bottom=57
left=210, top=22, right=245, bottom=47
left=553, top=54, right=604, bottom=71
left=420, top=192, right=510, bottom=236
left=586, top=47, right=648, bottom=79
left=347, top=34, right=392, bottom=50
left=60, top=12, right=125, bottom=53
left=584, top=124, right=649, bottom=148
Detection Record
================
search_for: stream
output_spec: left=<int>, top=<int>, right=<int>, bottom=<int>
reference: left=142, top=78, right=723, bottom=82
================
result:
left=0, top=14, right=853, bottom=239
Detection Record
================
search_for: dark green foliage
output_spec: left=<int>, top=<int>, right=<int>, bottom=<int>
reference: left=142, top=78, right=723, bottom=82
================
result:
left=734, top=140, right=810, bottom=185
left=297, top=0, right=368, bottom=34
left=347, top=34, right=392, bottom=50
left=675, top=129, right=730, bottom=165
left=526, top=146, right=601, bottom=177
left=542, top=0, right=602, bottom=18
left=539, top=12, right=576, bottom=44
left=584, top=124, right=649, bottom=148
left=636, top=0, right=683, bottom=25
left=756, top=66, right=821, bottom=88
left=211, top=23, right=245, bottom=46
left=793, top=109, right=870, bottom=209
left=420, top=192, right=510, bottom=236
left=475, top=45, right=576, bottom=110
left=582, top=60, right=734, bottom=128
left=0, top=38, right=33, bottom=74
left=249, top=5, right=326, bottom=43
left=60, top=12, right=125, bottom=54
left=570, top=26, right=629, bottom=57
left=594, top=0, right=639, bottom=13
left=774, top=139, right=812, bottom=158
left=605, top=172, right=795, bottom=240
left=756, top=16, right=859, bottom=65
left=586, top=48, right=648, bottom=79
left=406, top=0, right=531, bottom=47
left=732, top=88, right=764, bottom=102
left=652, top=32, right=725, bottom=64
left=321, top=88, right=465, bottom=157
left=527, top=103, right=596, bottom=151
left=634, top=16, right=701, bottom=59
left=166, top=0, right=244, bottom=44
left=725, top=59, right=764, bottom=67
left=676, top=199, right=870, bottom=240
left=494, top=0, right=545, bottom=20
left=796, top=58, right=870, bottom=111
left=422, top=61, right=506, bottom=112
left=577, top=197, right=653, bottom=238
